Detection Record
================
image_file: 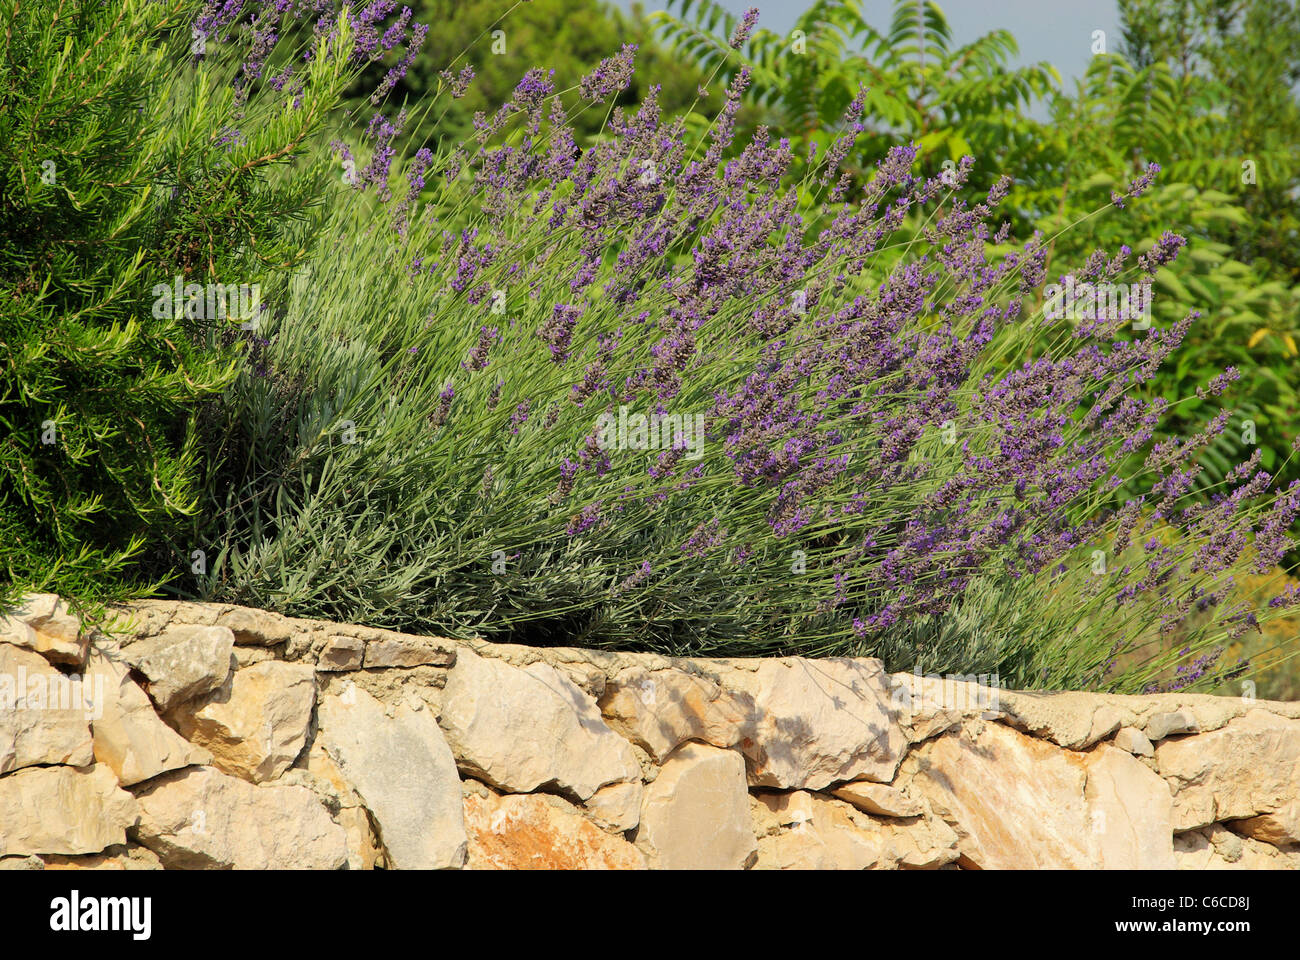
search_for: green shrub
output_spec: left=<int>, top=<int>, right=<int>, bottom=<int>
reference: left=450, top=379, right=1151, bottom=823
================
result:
left=0, top=0, right=353, bottom=608
left=193, top=43, right=1300, bottom=694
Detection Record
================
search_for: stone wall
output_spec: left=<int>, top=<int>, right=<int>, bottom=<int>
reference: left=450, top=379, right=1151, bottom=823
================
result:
left=1, top=595, right=1297, bottom=869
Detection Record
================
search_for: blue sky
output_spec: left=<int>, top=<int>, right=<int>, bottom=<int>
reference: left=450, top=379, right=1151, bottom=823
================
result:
left=618, top=0, right=1124, bottom=96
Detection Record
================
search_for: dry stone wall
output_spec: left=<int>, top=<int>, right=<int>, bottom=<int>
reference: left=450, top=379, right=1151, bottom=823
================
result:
left=1, top=594, right=1298, bottom=870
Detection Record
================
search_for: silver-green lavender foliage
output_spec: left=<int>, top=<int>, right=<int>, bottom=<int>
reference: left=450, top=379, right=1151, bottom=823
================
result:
left=189, top=7, right=1300, bottom=694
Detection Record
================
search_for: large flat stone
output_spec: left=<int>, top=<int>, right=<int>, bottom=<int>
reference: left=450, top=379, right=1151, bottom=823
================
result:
left=635, top=742, right=755, bottom=869
left=123, top=624, right=233, bottom=712
left=130, top=765, right=347, bottom=869
left=168, top=661, right=315, bottom=783
left=602, top=658, right=907, bottom=790
left=464, top=791, right=645, bottom=869
left=1155, top=709, right=1300, bottom=835
left=318, top=687, right=466, bottom=869
left=0, top=765, right=139, bottom=857
left=438, top=649, right=641, bottom=800
left=0, top=643, right=94, bottom=774
left=85, top=645, right=210, bottom=786
left=900, top=720, right=1174, bottom=869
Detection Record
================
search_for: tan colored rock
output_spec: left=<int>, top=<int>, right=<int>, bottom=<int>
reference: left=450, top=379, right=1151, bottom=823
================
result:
left=751, top=790, right=958, bottom=870
left=1113, top=726, right=1154, bottom=757
left=168, top=661, right=315, bottom=783
left=363, top=636, right=455, bottom=669
left=0, top=856, right=44, bottom=870
left=1230, top=799, right=1300, bottom=847
left=1173, top=823, right=1300, bottom=869
left=439, top=649, right=641, bottom=800
left=464, top=791, right=645, bottom=869
left=0, top=765, right=139, bottom=857
left=831, top=781, right=924, bottom=818
left=1146, top=710, right=1199, bottom=741
left=213, top=606, right=296, bottom=646
left=124, top=624, right=233, bottom=711
left=900, top=721, right=1097, bottom=869
left=902, top=724, right=1174, bottom=869
left=635, top=742, right=755, bottom=869
left=601, top=658, right=908, bottom=790
left=318, top=687, right=466, bottom=869
left=280, top=758, right=385, bottom=870
left=744, top=658, right=907, bottom=789
left=885, top=671, right=1002, bottom=743
left=1083, top=744, right=1176, bottom=869
left=1155, top=709, right=1300, bottom=832
left=130, top=765, right=347, bottom=869
left=582, top=780, right=642, bottom=833
left=598, top=666, right=751, bottom=761
left=0, top=643, right=94, bottom=774
left=1088, top=706, right=1124, bottom=744
left=753, top=792, right=882, bottom=869
left=40, top=845, right=163, bottom=870
left=0, top=593, right=87, bottom=667
left=84, top=645, right=210, bottom=786
left=316, top=635, right=364, bottom=671
left=882, top=811, right=961, bottom=868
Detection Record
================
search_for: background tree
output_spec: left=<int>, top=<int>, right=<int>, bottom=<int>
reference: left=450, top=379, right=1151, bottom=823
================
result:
left=348, top=0, right=705, bottom=148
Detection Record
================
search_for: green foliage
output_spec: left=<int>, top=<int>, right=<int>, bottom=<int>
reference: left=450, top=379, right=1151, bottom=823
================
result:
left=654, top=0, right=1059, bottom=195
left=0, top=0, right=352, bottom=606
left=1029, top=52, right=1300, bottom=498
left=347, top=0, right=704, bottom=147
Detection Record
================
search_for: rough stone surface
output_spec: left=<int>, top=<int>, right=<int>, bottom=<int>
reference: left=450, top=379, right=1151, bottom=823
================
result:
left=742, top=658, right=908, bottom=789
left=464, top=791, right=645, bottom=869
left=1113, top=726, right=1154, bottom=757
left=85, top=645, right=210, bottom=786
left=1231, top=800, right=1300, bottom=848
left=439, top=649, right=641, bottom=800
left=0, top=593, right=87, bottom=667
left=123, top=624, right=233, bottom=712
left=0, top=765, right=139, bottom=857
left=168, top=660, right=315, bottom=783
left=1173, top=823, right=1300, bottom=869
left=318, top=687, right=466, bottom=869
left=752, top=791, right=882, bottom=869
left=884, top=671, right=1003, bottom=744
left=130, top=765, right=346, bottom=869
left=363, top=635, right=456, bottom=669
left=635, top=742, right=756, bottom=870
left=0, top=643, right=94, bottom=774
left=281, top=755, right=386, bottom=871
left=831, top=781, right=924, bottom=819
left=1146, top=710, right=1200, bottom=741
left=316, top=635, right=365, bottom=672
left=40, top=845, right=164, bottom=870
left=901, top=720, right=1174, bottom=869
left=1156, top=709, right=1300, bottom=833
left=750, top=791, right=959, bottom=870
left=1083, top=745, right=1176, bottom=869
left=213, top=606, right=296, bottom=646
left=582, top=780, right=642, bottom=833
left=598, top=666, right=750, bottom=761
left=603, top=658, right=907, bottom=790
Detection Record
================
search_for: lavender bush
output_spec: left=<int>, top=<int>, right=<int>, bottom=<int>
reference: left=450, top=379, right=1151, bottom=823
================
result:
left=187, top=4, right=1300, bottom=693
